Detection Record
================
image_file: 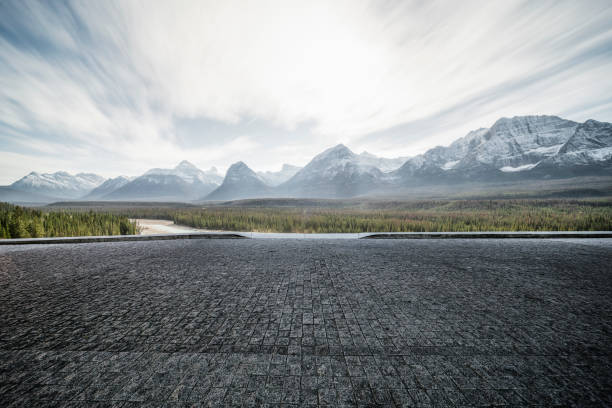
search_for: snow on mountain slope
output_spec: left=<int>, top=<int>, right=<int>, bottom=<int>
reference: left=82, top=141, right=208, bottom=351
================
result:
left=145, top=160, right=223, bottom=185
left=547, top=119, right=612, bottom=166
left=83, top=176, right=133, bottom=199
left=457, top=115, right=579, bottom=170
left=257, top=164, right=302, bottom=186
left=289, top=144, right=382, bottom=181
left=357, top=151, right=409, bottom=172
left=395, top=115, right=588, bottom=182
left=441, top=160, right=460, bottom=170
left=397, top=128, right=489, bottom=177
left=11, top=171, right=105, bottom=198
left=205, top=161, right=272, bottom=200
left=279, top=144, right=386, bottom=197
left=499, top=163, right=539, bottom=172
left=6, top=115, right=610, bottom=202
left=103, top=161, right=221, bottom=201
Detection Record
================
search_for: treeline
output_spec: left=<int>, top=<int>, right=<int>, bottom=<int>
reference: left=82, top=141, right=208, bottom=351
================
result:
left=71, top=199, right=612, bottom=233
left=0, top=202, right=138, bottom=239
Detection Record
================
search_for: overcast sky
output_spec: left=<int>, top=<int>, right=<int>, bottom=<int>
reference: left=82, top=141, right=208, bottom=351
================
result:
left=1, top=0, right=611, bottom=183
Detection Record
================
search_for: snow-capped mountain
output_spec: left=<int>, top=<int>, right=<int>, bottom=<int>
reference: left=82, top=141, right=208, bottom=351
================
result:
left=257, top=164, right=302, bottom=186
left=104, top=161, right=221, bottom=201
left=539, top=119, right=612, bottom=170
left=424, top=128, right=491, bottom=172
left=2, top=115, right=610, bottom=203
left=83, top=176, right=133, bottom=200
left=394, top=115, right=610, bottom=184
left=278, top=144, right=385, bottom=198
left=205, top=161, right=272, bottom=200
left=144, top=160, right=223, bottom=185
left=457, top=116, right=578, bottom=173
left=11, top=171, right=105, bottom=198
left=357, top=151, right=410, bottom=172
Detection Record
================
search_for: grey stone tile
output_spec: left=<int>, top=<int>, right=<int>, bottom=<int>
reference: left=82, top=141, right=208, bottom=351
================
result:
left=0, top=239, right=611, bottom=407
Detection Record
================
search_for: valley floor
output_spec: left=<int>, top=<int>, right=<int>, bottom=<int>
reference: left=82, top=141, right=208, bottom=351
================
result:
left=0, top=239, right=611, bottom=406
left=131, top=218, right=214, bottom=235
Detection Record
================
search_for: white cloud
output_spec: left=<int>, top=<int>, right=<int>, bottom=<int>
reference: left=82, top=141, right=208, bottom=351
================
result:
left=1, top=0, right=611, bottom=183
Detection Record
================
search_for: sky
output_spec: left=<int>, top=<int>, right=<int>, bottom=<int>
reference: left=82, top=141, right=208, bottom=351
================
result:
left=1, top=0, right=612, bottom=184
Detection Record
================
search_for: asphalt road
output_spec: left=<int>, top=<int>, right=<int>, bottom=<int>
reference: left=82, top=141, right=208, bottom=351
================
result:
left=1, top=239, right=611, bottom=407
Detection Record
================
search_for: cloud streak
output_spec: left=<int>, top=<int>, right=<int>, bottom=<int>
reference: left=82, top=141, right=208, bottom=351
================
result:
left=0, top=0, right=611, bottom=183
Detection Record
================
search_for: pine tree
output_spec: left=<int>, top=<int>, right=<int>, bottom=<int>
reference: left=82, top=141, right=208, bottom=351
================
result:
left=27, top=219, right=45, bottom=238
left=9, top=216, right=29, bottom=238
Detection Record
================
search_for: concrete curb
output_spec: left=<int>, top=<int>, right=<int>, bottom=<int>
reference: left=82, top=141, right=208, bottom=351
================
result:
left=0, top=233, right=249, bottom=245
left=1, top=231, right=610, bottom=245
left=361, top=232, right=612, bottom=239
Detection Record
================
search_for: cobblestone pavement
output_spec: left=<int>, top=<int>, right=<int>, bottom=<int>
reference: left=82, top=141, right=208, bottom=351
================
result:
left=1, top=239, right=611, bottom=407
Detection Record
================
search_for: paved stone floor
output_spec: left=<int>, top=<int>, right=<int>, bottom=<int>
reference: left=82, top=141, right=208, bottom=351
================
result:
left=0, top=239, right=611, bottom=407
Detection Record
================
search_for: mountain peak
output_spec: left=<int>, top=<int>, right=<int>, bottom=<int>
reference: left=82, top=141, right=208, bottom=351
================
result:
left=141, top=161, right=223, bottom=190
left=317, top=144, right=354, bottom=160
left=226, top=161, right=258, bottom=179
left=492, top=115, right=568, bottom=128
left=583, top=119, right=603, bottom=126
left=11, top=170, right=106, bottom=199
left=228, top=161, right=249, bottom=170
left=330, top=143, right=350, bottom=151
left=176, top=160, right=198, bottom=169
left=205, top=161, right=270, bottom=200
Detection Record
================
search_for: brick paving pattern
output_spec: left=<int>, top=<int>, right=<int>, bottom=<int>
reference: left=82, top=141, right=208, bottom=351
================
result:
left=0, top=239, right=611, bottom=407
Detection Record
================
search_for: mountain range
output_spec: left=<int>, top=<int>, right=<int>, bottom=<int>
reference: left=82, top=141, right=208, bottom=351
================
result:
left=2, top=115, right=610, bottom=203
left=394, top=116, right=609, bottom=180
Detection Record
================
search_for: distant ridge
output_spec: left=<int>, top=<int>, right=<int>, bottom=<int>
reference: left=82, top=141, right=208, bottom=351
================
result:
left=103, top=161, right=222, bottom=201
left=10, top=171, right=105, bottom=199
left=257, top=164, right=302, bottom=186
left=1, top=115, right=611, bottom=203
left=205, top=162, right=273, bottom=201
left=277, top=144, right=384, bottom=198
